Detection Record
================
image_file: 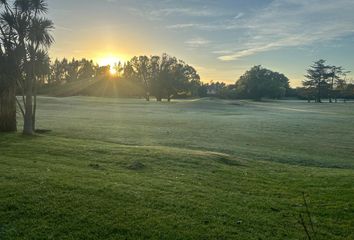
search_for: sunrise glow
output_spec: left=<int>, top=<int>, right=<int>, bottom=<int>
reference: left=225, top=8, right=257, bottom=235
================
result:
left=98, top=56, right=123, bottom=67
left=109, top=67, right=117, bottom=75
left=98, top=56, right=123, bottom=75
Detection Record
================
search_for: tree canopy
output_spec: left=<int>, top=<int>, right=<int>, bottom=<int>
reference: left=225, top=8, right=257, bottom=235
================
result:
left=303, top=59, right=350, bottom=102
left=235, top=65, right=290, bottom=100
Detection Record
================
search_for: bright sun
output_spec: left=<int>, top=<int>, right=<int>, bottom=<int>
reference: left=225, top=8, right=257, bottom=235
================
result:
left=109, top=67, right=117, bottom=75
left=98, top=56, right=123, bottom=75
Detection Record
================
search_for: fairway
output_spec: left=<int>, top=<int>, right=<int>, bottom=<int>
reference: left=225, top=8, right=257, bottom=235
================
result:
left=1, top=97, right=354, bottom=239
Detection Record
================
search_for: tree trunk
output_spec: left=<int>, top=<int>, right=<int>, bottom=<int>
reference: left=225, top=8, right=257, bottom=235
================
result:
left=0, top=85, right=17, bottom=132
left=317, top=84, right=321, bottom=103
left=32, top=79, right=38, bottom=131
left=32, top=92, right=37, bottom=132
left=23, top=77, right=33, bottom=135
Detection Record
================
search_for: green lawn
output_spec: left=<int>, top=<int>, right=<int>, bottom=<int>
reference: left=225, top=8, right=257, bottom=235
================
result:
left=1, top=97, right=353, bottom=239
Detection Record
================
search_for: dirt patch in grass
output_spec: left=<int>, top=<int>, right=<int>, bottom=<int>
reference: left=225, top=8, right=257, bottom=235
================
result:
left=216, top=156, right=242, bottom=166
left=88, top=163, right=103, bottom=170
left=127, top=161, right=146, bottom=170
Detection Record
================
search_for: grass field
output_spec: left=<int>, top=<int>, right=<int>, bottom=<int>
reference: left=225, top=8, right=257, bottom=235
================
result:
left=1, top=97, right=353, bottom=239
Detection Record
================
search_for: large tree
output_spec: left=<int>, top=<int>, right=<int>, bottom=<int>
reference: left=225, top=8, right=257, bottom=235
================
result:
left=303, top=60, right=330, bottom=103
left=1, top=0, right=54, bottom=135
left=235, top=65, right=290, bottom=100
left=125, top=54, right=201, bottom=101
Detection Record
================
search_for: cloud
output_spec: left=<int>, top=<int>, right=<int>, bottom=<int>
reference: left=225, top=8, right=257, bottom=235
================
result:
left=166, top=23, right=200, bottom=29
left=185, top=37, right=211, bottom=48
left=218, top=0, right=354, bottom=61
left=233, top=13, right=244, bottom=20
left=125, top=3, right=226, bottom=21
left=150, top=8, right=219, bottom=17
left=159, top=0, right=354, bottom=61
left=107, top=0, right=354, bottom=62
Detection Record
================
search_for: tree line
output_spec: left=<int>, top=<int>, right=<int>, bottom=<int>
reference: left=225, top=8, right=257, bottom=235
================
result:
left=38, top=61, right=292, bottom=101
left=43, top=59, right=353, bottom=102
left=39, top=54, right=203, bottom=101
left=201, top=62, right=353, bottom=102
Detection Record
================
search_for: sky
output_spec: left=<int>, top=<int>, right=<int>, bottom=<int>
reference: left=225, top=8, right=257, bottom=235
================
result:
left=47, top=0, right=354, bottom=86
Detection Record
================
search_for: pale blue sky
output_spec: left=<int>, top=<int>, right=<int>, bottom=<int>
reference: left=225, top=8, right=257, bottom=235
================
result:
left=48, top=0, right=354, bottom=86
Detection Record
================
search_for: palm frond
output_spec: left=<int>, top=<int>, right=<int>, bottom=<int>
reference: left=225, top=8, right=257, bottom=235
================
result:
left=0, top=12, right=15, bottom=28
left=30, top=0, right=48, bottom=14
left=0, top=0, right=8, bottom=6
left=27, top=17, right=54, bottom=47
left=15, top=0, right=31, bottom=13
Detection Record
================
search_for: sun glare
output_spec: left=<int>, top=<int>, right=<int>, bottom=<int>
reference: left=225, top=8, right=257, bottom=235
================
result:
left=98, top=56, right=123, bottom=75
left=109, top=67, right=117, bottom=75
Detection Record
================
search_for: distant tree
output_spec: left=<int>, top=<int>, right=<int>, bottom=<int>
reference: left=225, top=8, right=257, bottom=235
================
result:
left=152, top=54, right=200, bottom=101
left=48, top=58, right=98, bottom=85
left=184, top=64, right=201, bottom=97
left=122, top=61, right=137, bottom=82
left=151, top=54, right=171, bottom=101
left=50, top=59, right=64, bottom=85
left=205, top=81, right=227, bottom=96
left=126, top=54, right=202, bottom=101
left=113, top=62, right=124, bottom=78
left=303, top=60, right=331, bottom=103
left=340, top=83, right=354, bottom=101
left=328, top=66, right=350, bottom=102
left=149, top=55, right=161, bottom=100
left=295, top=87, right=316, bottom=102
left=157, top=54, right=180, bottom=101
left=66, top=58, right=80, bottom=82
left=166, top=59, right=192, bottom=101
left=60, top=58, right=69, bottom=82
left=130, top=56, right=150, bottom=101
left=96, top=65, right=110, bottom=78
left=78, top=59, right=96, bottom=80
left=235, top=65, right=290, bottom=100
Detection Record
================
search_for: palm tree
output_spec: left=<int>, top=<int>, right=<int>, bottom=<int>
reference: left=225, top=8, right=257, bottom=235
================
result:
left=0, top=0, right=20, bottom=132
left=29, top=47, right=50, bottom=130
left=23, top=14, right=53, bottom=134
left=0, top=0, right=53, bottom=135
